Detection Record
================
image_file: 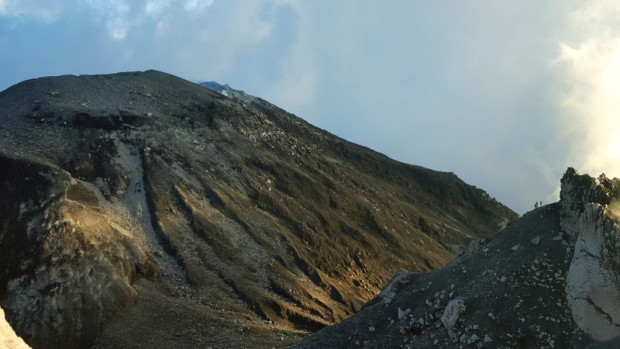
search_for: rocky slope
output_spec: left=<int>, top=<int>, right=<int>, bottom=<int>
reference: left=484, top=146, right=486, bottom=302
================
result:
left=293, top=168, right=620, bottom=348
left=0, top=70, right=516, bottom=348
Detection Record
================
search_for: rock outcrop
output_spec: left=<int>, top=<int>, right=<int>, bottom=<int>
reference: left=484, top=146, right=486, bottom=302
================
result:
left=0, top=70, right=517, bottom=348
left=560, top=168, right=620, bottom=341
left=294, top=168, right=620, bottom=348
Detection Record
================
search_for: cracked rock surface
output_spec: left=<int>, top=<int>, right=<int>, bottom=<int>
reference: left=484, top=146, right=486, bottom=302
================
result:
left=561, top=169, right=620, bottom=341
left=0, top=71, right=516, bottom=348
left=294, top=168, right=620, bottom=348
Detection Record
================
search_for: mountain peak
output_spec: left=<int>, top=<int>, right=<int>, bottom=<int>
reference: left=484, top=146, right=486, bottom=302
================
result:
left=0, top=71, right=517, bottom=348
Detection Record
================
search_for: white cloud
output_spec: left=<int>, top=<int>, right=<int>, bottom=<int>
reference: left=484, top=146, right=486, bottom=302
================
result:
left=184, top=0, right=213, bottom=12
left=79, top=0, right=215, bottom=40
left=108, top=18, right=129, bottom=40
left=556, top=0, right=620, bottom=178
left=145, top=0, right=170, bottom=17
left=155, top=20, right=167, bottom=34
left=260, top=1, right=317, bottom=112
left=172, top=0, right=276, bottom=78
left=84, top=0, right=133, bottom=40
left=0, top=0, right=62, bottom=22
left=267, top=59, right=317, bottom=111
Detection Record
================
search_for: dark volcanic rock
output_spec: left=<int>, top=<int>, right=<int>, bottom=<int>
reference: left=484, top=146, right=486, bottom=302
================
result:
left=294, top=168, right=620, bottom=348
left=0, top=70, right=517, bottom=348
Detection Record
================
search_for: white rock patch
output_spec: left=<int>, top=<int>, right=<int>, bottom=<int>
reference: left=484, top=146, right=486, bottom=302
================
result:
left=0, top=306, right=31, bottom=349
left=441, top=299, right=466, bottom=330
left=565, top=203, right=620, bottom=341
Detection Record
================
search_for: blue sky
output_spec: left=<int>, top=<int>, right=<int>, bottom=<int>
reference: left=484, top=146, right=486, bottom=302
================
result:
left=2, top=0, right=619, bottom=213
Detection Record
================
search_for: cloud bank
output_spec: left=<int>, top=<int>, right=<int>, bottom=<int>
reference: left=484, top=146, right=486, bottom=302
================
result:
left=556, top=0, right=620, bottom=180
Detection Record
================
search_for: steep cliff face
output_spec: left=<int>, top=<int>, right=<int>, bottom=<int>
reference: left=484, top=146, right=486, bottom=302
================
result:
left=0, top=70, right=517, bottom=348
left=294, top=168, right=620, bottom=348
left=560, top=168, right=620, bottom=341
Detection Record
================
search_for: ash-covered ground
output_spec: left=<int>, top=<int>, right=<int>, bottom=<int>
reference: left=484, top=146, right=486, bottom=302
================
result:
left=293, top=169, right=620, bottom=348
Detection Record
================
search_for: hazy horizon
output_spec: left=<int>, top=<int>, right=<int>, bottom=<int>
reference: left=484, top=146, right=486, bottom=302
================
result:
left=2, top=0, right=619, bottom=213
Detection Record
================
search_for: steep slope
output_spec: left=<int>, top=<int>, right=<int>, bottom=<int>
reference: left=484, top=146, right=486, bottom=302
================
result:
left=0, top=70, right=517, bottom=348
left=294, top=168, right=620, bottom=348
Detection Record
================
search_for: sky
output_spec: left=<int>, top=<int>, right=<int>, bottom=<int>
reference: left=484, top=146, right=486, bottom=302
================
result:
left=1, top=0, right=619, bottom=214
